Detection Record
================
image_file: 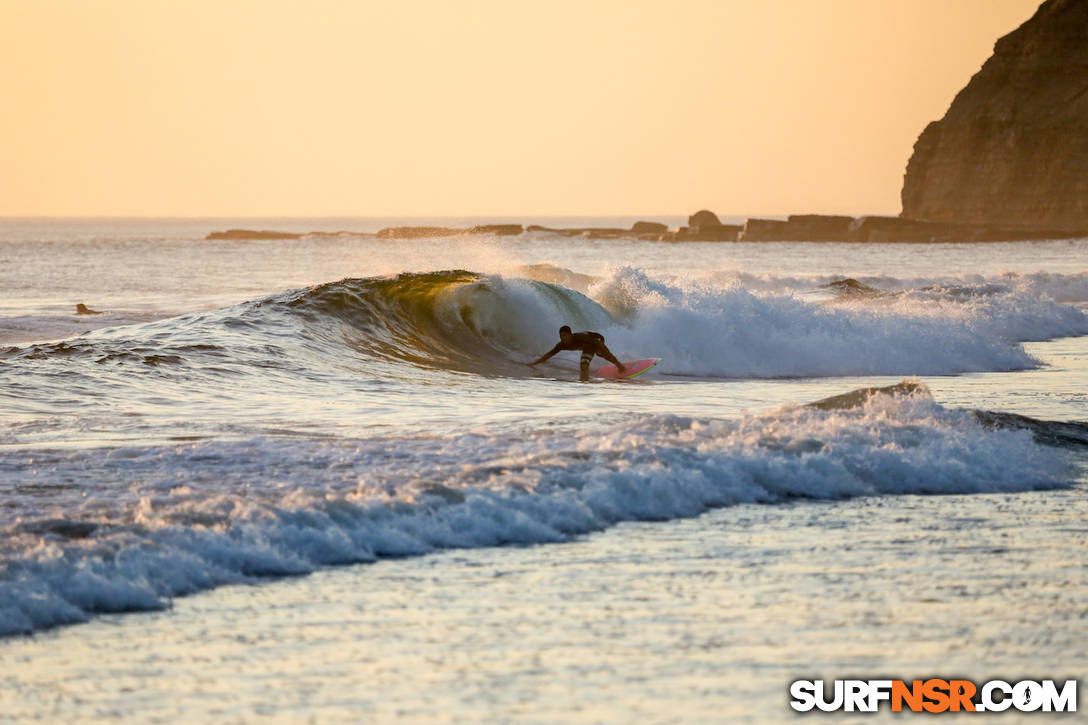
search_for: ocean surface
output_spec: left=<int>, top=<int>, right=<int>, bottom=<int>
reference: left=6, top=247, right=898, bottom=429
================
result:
left=1, top=217, right=1086, bottom=723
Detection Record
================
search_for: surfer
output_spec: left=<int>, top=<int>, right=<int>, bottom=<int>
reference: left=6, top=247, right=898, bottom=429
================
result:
left=528, top=325, right=625, bottom=381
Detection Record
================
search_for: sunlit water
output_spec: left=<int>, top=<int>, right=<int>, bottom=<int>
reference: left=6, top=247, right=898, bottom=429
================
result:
left=1, top=218, right=1086, bottom=722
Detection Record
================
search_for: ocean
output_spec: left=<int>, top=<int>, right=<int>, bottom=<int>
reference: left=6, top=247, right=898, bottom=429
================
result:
left=1, top=217, right=1085, bottom=722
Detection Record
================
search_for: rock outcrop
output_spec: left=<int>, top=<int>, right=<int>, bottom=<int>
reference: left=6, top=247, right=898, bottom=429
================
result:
left=738, top=215, right=852, bottom=241
left=376, top=224, right=628, bottom=239
left=901, top=0, right=1088, bottom=231
left=735, top=214, right=1073, bottom=242
left=847, top=215, right=1071, bottom=242
left=785, top=214, right=855, bottom=240
left=469, top=224, right=524, bottom=235
left=206, top=208, right=1075, bottom=246
left=205, top=229, right=303, bottom=240
left=631, top=221, right=668, bottom=234
left=375, top=226, right=462, bottom=239
left=688, top=210, right=722, bottom=228
left=674, top=209, right=738, bottom=240
left=672, top=224, right=741, bottom=241
left=737, top=219, right=791, bottom=241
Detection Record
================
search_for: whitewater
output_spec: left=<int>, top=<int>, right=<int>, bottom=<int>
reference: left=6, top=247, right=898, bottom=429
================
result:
left=1, top=218, right=1086, bottom=723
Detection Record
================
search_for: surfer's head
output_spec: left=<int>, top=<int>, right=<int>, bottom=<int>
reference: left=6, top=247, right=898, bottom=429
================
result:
left=559, top=325, right=572, bottom=343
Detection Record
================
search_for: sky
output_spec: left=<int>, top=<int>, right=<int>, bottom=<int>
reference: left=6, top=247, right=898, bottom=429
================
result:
left=0, top=0, right=1041, bottom=217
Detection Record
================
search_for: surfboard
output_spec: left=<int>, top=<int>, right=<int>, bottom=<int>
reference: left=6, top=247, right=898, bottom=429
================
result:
left=596, top=358, right=660, bottom=380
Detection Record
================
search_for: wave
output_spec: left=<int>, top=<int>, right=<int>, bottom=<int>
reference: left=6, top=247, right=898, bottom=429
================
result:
left=585, top=268, right=1088, bottom=377
left=702, top=269, right=1088, bottom=302
left=0, top=311, right=169, bottom=346
left=971, top=410, right=1088, bottom=449
left=282, top=270, right=611, bottom=375
left=296, top=266, right=1086, bottom=378
left=0, top=391, right=1076, bottom=636
left=4, top=267, right=1087, bottom=383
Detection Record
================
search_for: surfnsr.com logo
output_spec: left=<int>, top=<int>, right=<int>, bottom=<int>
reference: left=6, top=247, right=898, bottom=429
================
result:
left=789, top=679, right=1077, bottom=713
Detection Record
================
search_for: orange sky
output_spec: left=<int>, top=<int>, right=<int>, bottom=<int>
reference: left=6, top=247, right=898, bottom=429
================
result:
left=0, top=0, right=1040, bottom=217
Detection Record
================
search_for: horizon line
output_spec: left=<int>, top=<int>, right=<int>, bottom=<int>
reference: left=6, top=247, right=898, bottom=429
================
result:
left=0, top=211, right=896, bottom=221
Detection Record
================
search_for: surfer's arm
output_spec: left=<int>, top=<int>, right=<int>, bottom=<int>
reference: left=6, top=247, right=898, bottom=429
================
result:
left=590, top=332, right=623, bottom=368
left=597, top=343, right=625, bottom=372
left=527, top=344, right=561, bottom=366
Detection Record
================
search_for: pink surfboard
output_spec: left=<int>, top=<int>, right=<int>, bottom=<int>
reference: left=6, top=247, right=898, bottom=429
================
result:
left=596, top=358, right=660, bottom=380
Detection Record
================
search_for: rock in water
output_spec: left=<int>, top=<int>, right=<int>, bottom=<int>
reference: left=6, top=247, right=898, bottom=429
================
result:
left=469, top=224, right=524, bottom=235
left=631, top=221, right=668, bottom=234
left=205, top=229, right=303, bottom=240
left=687, top=209, right=722, bottom=228
left=375, top=226, right=463, bottom=239
left=901, top=0, right=1088, bottom=231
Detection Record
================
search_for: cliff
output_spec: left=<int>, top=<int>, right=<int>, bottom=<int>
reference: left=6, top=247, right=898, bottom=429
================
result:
left=901, top=0, right=1088, bottom=230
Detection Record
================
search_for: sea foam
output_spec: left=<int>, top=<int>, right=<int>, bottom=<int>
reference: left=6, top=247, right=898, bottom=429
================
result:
left=587, top=268, right=1088, bottom=377
left=4, top=268, right=1086, bottom=383
left=0, top=394, right=1072, bottom=636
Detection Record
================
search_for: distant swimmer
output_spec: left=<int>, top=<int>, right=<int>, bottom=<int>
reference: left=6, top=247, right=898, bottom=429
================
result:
left=75, top=303, right=103, bottom=315
left=528, top=325, right=625, bottom=381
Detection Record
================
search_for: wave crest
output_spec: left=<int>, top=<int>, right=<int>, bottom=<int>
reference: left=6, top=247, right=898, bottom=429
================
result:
left=282, top=270, right=613, bottom=374
left=0, top=393, right=1074, bottom=636
left=5, top=267, right=1086, bottom=381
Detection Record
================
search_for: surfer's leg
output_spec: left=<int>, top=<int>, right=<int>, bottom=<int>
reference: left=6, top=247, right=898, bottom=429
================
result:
left=580, top=350, right=592, bottom=381
left=599, top=345, right=624, bottom=372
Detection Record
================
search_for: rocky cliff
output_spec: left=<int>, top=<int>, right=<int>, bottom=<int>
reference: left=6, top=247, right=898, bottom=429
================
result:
left=901, top=0, right=1088, bottom=230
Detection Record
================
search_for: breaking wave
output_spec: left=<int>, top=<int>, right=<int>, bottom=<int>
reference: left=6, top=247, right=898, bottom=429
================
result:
left=1, top=391, right=1078, bottom=636
left=5, top=267, right=1086, bottom=381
